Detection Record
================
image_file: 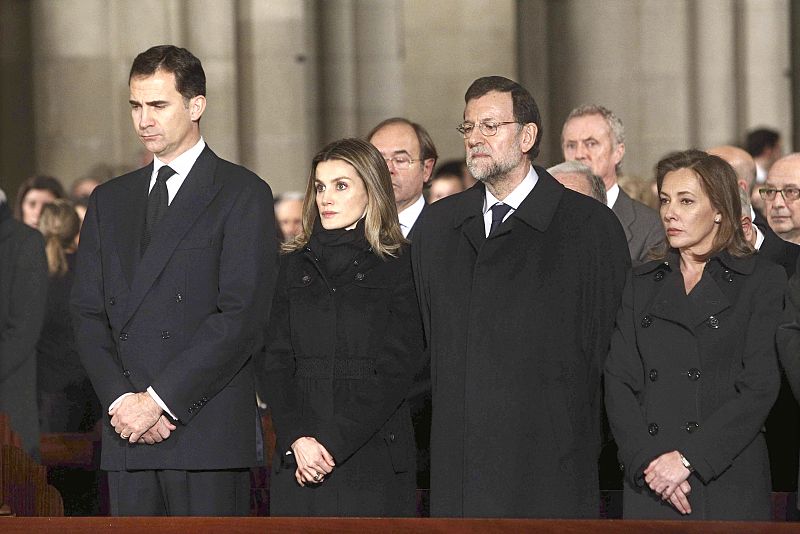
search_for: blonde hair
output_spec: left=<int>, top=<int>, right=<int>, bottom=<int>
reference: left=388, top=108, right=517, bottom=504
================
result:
left=283, top=138, right=407, bottom=258
left=38, top=199, right=80, bottom=277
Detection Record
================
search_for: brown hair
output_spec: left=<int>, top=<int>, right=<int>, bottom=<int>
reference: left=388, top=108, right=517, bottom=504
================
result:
left=654, top=149, right=753, bottom=259
left=38, top=199, right=80, bottom=277
left=14, top=175, right=65, bottom=221
left=283, top=138, right=407, bottom=258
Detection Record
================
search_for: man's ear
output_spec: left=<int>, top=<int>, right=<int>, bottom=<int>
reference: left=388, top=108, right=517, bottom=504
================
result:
left=189, top=95, right=206, bottom=122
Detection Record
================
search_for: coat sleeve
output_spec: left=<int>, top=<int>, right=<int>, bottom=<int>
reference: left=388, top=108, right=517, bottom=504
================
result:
left=149, top=177, right=277, bottom=424
left=680, top=265, right=783, bottom=483
left=0, top=227, right=47, bottom=385
left=71, top=191, right=135, bottom=408
left=778, top=265, right=800, bottom=400
left=315, top=252, right=425, bottom=464
left=605, top=271, right=672, bottom=487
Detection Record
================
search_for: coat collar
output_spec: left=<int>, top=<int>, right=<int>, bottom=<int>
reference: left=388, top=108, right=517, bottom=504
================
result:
left=122, top=146, right=223, bottom=325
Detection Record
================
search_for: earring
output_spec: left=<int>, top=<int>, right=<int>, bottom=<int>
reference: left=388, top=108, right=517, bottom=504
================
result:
left=714, top=216, right=721, bottom=223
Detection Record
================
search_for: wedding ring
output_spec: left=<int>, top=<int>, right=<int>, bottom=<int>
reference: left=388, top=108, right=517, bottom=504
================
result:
left=121, top=434, right=130, bottom=439
left=313, top=472, right=322, bottom=481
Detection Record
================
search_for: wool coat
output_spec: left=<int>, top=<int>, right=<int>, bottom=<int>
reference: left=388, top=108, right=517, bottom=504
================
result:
left=71, top=146, right=276, bottom=472
left=0, top=202, right=48, bottom=459
left=605, top=252, right=784, bottom=520
left=411, top=169, right=630, bottom=518
left=260, top=242, right=424, bottom=517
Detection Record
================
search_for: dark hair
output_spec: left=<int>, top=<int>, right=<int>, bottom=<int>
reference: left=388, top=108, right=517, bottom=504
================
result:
left=744, top=128, right=780, bottom=158
left=655, top=149, right=752, bottom=259
left=464, top=76, right=542, bottom=159
left=14, top=175, right=65, bottom=221
left=434, top=159, right=465, bottom=179
left=366, top=117, right=439, bottom=164
left=129, top=45, right=206, bottom=100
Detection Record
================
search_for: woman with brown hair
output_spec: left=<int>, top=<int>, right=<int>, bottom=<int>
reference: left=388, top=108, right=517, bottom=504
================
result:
left=605, top=149, right=784, bottom=519
left=14, top=175, right=65, bottom=229
left=259, top=138, right=424, bottom=516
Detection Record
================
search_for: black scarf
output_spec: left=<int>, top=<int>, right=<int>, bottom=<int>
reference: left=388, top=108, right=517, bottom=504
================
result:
left=308, top=218, right=368, bottom=279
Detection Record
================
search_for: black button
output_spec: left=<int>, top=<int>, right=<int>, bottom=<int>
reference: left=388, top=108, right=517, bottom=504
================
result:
left=687, top=368, right=701, bottom=381
left=175, top=292, right=183, bottom=303
left=649, top=369, right=658, bottom=382
left=355, top=272, right=365, bottom=281
left=122, top=369, right=131, bottom=377
left=654, top=271, right=664, bottom=281
left=188, top=407, right=194, bottom=414
left=707, top=316, right=720, bottom=329
left=619, top=462, right=625, bottom=472
left=641, top=315, right=653, bottom=328
left=353, top=260, right=359, bottom=266
left=119, top=332, right=128, bottom=341
left=161, top=330, right=170, bottom=340
left=648, top=423, right=659, bottom=436
left=685, top=421, right=699, bottom=433
left=723, top=269, right=733, bottom=283
left=109, top=297, right=116, bottom=306
left=301, top=274, right=311, bottom=285
left=331, top=287, right=336, bottom=293
left=201, top=397, right=208, bottom=403
left=389, top=433, right=396, bottom=442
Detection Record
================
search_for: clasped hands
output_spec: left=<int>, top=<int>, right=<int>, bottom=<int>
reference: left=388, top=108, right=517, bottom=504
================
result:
left=291, top=436, right=335, bottom=487
left=109, top=392, right=176, bottom=444
left=644, top=450, right=692, bottom=515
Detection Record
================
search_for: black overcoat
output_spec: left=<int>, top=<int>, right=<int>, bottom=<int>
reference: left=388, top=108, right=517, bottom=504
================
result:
left=71, top=146, right=276, bottom=471
left=0, top=202, right=48, bottom=458
left=260, top=243, right=424, bottom=517
left=605, top=252, right=784, bottom=520
left=411, top=169, right=630, bottom=518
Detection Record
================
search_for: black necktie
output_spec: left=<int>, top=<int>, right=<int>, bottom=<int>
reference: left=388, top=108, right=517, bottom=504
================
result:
left=141, top=165, right=176, bottom=255
left=489, top=202, right=513, bottom=236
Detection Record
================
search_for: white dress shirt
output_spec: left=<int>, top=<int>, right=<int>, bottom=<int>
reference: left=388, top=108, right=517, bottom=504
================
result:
left=483, top=165, right=539, bottom=237
left=606, top=183, right=620, bottom=209
left=398, top=194, right=426, bottom=238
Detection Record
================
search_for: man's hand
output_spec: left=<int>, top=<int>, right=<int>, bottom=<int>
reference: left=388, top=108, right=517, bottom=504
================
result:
left=667, top=480, right=692, bottom=515
left=137, top=415, right=177, bottom=445
left=644, top=450, right=692, bottom=502
left=291, top=437, right=335, bottom=487
left=109, top=392, right=162, bottom=443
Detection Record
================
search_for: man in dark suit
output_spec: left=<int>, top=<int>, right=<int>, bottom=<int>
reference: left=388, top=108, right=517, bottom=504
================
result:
left=367, top=117, right=437, bottom=239
left=562, top=105, right=663, bottom=265
left=412, top=76, right=629, bottom=517
left=0, top=191, right=48, bottom=460
left=71, top=45, right=276, bottom=516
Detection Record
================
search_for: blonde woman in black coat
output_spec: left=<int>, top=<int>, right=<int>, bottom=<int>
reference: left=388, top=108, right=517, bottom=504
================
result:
left=259, top=138, right=424, bottom=516
left=605, top=150, right=784, bottom=520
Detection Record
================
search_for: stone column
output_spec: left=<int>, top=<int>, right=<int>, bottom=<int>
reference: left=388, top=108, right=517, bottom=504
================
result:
left=317, top=0, right=358, bottom=142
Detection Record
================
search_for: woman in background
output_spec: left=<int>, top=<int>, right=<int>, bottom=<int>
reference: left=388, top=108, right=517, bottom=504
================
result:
left=14, top=175, right=65, bottom=229
left=260, top=138, right=424, bottom=517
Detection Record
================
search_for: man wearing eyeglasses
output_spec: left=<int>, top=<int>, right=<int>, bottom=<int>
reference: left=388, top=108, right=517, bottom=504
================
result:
left=762, top=154, right=800, bottom=246
left=411, top=76, right=629, bottom=518
left=368, top=118, right=438, bottom=239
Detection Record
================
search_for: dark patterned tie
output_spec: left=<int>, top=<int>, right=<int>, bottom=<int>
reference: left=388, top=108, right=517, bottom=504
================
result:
left=141, top=165, right=176, bottom=255
left=489, top=202, right=513, bottom=236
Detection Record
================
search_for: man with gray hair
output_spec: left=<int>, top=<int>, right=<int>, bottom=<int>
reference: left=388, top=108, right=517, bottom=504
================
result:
left=274, top=191, right=304, bottom=242
left=562, top=105, right=663, bottom=264
left=548, top=160, right=606, bottom=204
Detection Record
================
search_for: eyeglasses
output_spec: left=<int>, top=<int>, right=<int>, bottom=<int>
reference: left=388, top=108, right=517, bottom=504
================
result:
left=383, top=156, right=420, bottom=170
left=759, top=187, right=800, bottom=201
left=456, top=121, right=519, bottom=138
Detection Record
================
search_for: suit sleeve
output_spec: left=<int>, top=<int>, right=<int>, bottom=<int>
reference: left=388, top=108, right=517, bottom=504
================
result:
left=680, top=265, right=783, bottom=483
left=638, top=212, right=666, bottom=265
left=0, top=228, right=47, bottom=386
left=71, top=191, right=135, bottom=407
left=149, top=177, right=277, bottom=424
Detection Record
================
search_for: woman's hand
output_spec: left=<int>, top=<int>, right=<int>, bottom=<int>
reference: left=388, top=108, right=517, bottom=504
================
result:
left=291, top=436, right=336, bottom=487
left=644, top=450, right=692, bottom=513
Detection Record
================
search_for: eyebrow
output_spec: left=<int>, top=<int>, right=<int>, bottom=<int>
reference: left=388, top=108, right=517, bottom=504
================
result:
left=129, top=99, right=170, bottom=107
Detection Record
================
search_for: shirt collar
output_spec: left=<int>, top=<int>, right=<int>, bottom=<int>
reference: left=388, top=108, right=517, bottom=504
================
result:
left=153, top=137, right=206, bottom=178
left=606, top=183, right=620, bottom=208
left=398, top=194, right=426, bottom=236
left=483, top=165, right=539, bottom=214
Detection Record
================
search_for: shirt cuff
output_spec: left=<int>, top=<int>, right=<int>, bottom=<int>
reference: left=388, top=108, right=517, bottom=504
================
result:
left=108, top=392, right=134, bottom=413
left=147, top=386, right=178, bottom=421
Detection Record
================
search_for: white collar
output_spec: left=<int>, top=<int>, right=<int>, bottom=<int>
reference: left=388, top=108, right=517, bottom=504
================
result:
left=398, top=194, right=426, bottom=238
left=606, top=183, right=620, bottom=209
left=153, top=137, right=206, bottom=178
left=483, top=165, right=538, bottom=214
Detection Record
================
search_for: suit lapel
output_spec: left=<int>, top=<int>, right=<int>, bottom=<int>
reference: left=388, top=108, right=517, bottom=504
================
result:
left=123, top=147, right=223, bottom=325
left=116, top=166, right=151, bottom=288
left=611, top=189, right=634, bottom=244
left=453, top=184, right=487, bottom=253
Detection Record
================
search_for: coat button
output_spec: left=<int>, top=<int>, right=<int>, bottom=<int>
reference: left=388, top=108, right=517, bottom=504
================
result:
left=353, top=259, right=359, bottom=266
left=653, top=271, right=665, bottom=281
left=109, top=297, right=116, bottom=306
left=649, top=369, right=658, bottom=382
left=707, top=316, right=720, bottom=329
left=161, top=330, right=170, bottom=340
left=122, top=369, right=131, bottom=377
left=685, top=421, right=700, bottom=433
left=175, top=291, right=183, bottom=303
left=723, top=269, right=733, bottom=283
left=389, top=433, right=396, bottom=442
left=648, top=423, right=659, bottom=436
left=188, top=407, right=194, bottom=414
left=301, top=274, right=311, bottom=285
left=119, top=332, right=128, bottom=341
left=354, top=272, right=365, bottom=281
left=331, top=287, right=337, bottom=293
left=641, top=315, right=653, bottom=328
left=687, top=368, right=701, bottom=381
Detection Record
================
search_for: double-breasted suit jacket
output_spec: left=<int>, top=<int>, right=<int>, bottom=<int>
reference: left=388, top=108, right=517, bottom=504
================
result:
left=605, top=252, right=784, bottom=520
left=71, top=146, right=276, bottom=471
left=261, top=242, right=424, bottom=516
left=411, top=168, right=630, bottom=518
left=612, top=188, right=664, bottom=265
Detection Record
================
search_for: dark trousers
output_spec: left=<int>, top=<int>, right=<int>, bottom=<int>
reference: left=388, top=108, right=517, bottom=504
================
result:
left=108, top=469, right=250, bottom=516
